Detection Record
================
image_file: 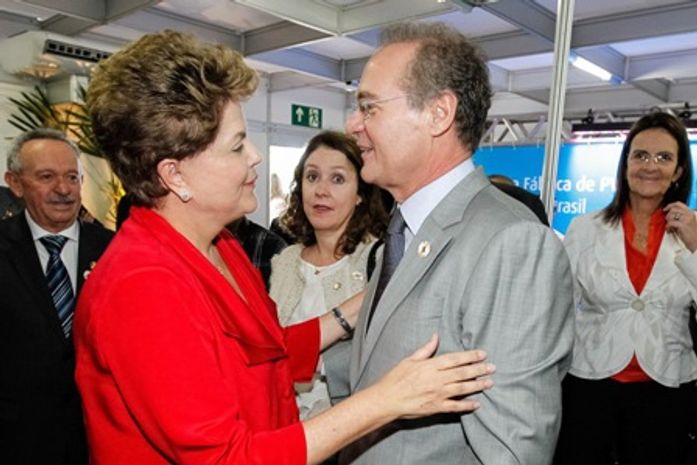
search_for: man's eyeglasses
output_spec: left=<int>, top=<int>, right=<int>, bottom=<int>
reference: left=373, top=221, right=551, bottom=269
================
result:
left=629, top=151, right=675, bottom=165
left=352, top=95, right=407, bottom=121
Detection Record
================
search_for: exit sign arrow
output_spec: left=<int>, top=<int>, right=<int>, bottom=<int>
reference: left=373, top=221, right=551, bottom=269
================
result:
left=291, top=103, right=322, bottom=129
left=295, top=106, right=305, bottom=123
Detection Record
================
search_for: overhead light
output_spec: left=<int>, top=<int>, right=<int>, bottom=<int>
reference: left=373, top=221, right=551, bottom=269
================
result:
left=569, top=53, right=622, bottom=84
left=569, top=53, right=611, bottom=80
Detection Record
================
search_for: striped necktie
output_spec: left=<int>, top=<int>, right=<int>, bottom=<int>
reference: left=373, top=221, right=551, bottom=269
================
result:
left=39, top=235, right=75, bottom=338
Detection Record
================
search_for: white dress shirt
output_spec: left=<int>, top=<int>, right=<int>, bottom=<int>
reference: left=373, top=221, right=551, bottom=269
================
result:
left=400, top=158, right=475, bottom=250
left=25, top=210, right=80, bottom=293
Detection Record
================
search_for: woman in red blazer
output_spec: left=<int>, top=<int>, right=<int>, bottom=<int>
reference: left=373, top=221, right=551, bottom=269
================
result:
left=74, top=30, right=493, bottom=465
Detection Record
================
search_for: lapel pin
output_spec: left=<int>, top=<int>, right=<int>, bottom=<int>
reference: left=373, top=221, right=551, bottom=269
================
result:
left=417, top=241, right=431, bottom=258
left=83, top=261, right=97, bottom=280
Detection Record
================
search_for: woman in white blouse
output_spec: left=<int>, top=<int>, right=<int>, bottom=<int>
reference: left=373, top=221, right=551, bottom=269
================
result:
left=270, top=130, right=389, bottom=420
left=557, top=112, right=697, bottom=465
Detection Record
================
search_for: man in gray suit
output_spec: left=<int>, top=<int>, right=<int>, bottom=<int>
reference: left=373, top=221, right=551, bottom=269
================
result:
left=325, top=22, right=574, bottom=465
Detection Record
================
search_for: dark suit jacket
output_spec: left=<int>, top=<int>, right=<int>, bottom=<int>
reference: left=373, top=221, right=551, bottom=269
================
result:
left=226, top=217, right=287, bottom=290
left=493, top=182, right=549, bottom=225
left=0, top=214, right=113, bottom=465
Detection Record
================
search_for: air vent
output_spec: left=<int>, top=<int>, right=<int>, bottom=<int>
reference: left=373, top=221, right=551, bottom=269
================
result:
left=44, top=39, right=111, bottom=63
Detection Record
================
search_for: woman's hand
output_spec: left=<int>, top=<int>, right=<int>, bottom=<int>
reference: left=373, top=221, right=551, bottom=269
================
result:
left=665, top=202, right=697, bottom=252
left=374, top=334, right=494, bottom=419
left=303, top=334, right=493, bottom=464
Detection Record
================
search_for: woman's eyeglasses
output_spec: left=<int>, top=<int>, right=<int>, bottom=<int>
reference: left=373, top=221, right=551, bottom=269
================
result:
left=629, top=151, right=674, bottom=165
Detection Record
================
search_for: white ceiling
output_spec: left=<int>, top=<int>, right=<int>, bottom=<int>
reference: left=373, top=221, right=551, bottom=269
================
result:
left=1, top=0, right=696, bottom=123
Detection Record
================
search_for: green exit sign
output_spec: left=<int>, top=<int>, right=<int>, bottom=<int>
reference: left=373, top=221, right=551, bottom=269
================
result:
left=291, top=104, right=322, bottom=129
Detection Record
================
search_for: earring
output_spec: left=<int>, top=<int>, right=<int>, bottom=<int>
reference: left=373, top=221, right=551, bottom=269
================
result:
left=179, top=190, right=192, bottom=202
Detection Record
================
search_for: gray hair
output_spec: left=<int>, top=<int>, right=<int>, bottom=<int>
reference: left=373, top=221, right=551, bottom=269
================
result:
left=380, top=22, right=492, bottom=152
left=6, top=128, right=82, bottom=173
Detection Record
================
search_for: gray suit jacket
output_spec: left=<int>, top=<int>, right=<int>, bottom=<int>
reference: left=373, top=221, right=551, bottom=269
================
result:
left=325, top=169, right=574, bottom=465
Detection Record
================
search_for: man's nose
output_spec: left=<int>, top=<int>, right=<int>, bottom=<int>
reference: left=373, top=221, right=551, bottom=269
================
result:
left=54, top=177, right=72, bottom=194
left=345, top=110, right=364, bottom=135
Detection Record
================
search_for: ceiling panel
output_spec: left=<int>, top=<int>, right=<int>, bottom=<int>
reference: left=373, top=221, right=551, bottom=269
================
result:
left=0, top=0, right=696, bottom=122
left=85, top=23, right=145, bottom=43
left=534, top=0, right=687, bottom=20
left=427, top=8, right=518, bottom=37
left=611, top=30, right=697, bottom=56
left=0, top=0, right=57, bottom=20
left=155, top=0, right=279, bottom=32
left=491, top=52, right=553, bottom=71
left=298, top=36, right=375, bottom=60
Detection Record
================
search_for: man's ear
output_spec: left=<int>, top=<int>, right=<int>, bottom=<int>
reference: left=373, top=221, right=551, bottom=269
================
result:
left=429, top=90, right=457, bottom=137
left=156, top=158, right=192, bottom=202
left=4, top=171, right=24, bottom=198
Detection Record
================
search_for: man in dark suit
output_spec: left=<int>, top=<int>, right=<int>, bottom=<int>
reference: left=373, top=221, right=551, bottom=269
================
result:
left=489, top=174, right=549, bottom=225
left=0, top=128, right=113, bottom=465
left=226, top=216, right=287, bottom=290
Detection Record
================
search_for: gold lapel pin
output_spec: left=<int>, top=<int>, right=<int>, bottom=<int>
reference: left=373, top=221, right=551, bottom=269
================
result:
left=417, top=241, right=431, bottom=257
left=83, top=261, right=98, bottom=280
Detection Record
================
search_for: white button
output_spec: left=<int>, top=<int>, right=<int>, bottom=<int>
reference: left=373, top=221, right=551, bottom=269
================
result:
left=631, top=299, right=645, bottom=311
left=332, top=282, right=342, bottom=290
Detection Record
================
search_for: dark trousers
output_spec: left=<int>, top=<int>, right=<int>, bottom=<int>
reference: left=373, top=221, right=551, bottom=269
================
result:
left=555, top=374, right=697, bottom=465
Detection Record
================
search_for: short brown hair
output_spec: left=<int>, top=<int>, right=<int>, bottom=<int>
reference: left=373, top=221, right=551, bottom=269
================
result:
left=87, top=30, right=258, bottom=206
left=280, top=130, right=390, bottom=256
left=381, top=22, right=492, bottom=152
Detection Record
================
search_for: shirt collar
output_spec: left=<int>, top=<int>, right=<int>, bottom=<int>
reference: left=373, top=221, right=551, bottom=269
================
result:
left=25, top=210, right=79, bottom=242
left=400, top=158, right=474, bottom=236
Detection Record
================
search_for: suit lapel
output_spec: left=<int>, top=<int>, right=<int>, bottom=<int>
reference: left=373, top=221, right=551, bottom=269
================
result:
left=3, top=215, right=66, bottom=340
left=592, top=221, right=635, bottom=294
left=591, top=219, right=685, bottom=297
left=77, top=222, right=100, bottom=292
left=353, top=169, right=489, bottom=386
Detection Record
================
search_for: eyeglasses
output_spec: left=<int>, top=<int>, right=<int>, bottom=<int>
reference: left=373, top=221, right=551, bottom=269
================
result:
left=629, top=151, right=675, bottom=165
left=352, top=95, right=407, bottom=121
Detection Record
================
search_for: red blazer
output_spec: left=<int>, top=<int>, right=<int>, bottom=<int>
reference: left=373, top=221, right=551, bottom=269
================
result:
left=75, top=207, right=319, bottom=465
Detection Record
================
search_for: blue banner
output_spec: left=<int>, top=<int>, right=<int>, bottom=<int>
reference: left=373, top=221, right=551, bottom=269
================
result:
left=473, top=142, right=697, bottom=235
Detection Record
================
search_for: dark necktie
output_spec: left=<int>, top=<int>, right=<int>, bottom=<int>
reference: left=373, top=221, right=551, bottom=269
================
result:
left=367, top=208, right=406, bottom=331
left=40, top=235, right=75, bottom=338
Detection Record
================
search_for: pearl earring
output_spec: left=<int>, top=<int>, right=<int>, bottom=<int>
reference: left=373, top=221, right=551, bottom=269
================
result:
left=180, top=190, right=192, bottom=202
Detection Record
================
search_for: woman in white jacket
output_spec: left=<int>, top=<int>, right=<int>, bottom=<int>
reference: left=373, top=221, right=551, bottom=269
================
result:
left=270, top=130, right=389, bottom=421
left=557, top=112, right=697, bottom=465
